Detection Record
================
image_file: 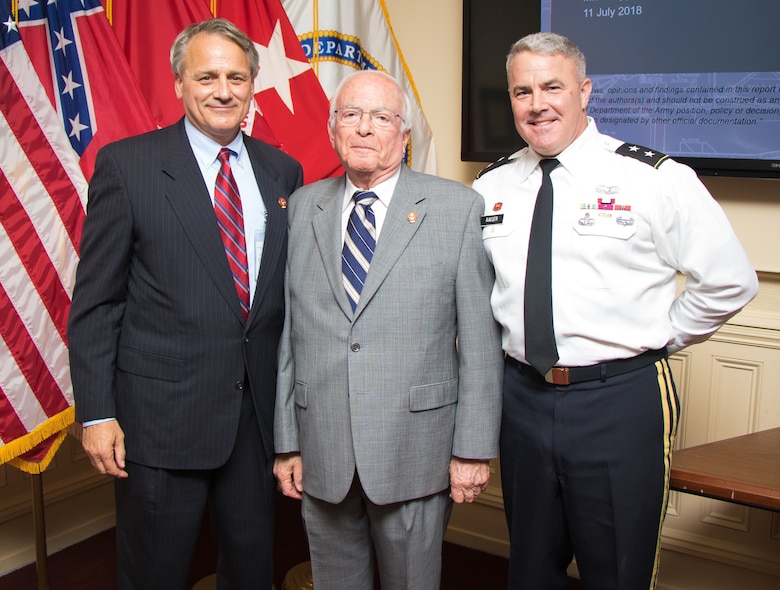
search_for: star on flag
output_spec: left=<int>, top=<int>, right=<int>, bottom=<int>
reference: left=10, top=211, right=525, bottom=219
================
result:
left=255, top=19, right=311, bottom=113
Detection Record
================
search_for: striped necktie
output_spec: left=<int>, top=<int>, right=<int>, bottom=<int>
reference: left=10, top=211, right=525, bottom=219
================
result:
left=342, top=190, right=379, bottom=311
left=524, top=158, right=560, bottom=375
left=214, top=148, right=250, bottom=320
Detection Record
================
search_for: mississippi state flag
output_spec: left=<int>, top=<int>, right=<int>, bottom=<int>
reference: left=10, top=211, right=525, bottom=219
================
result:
left=0, top=0, right=155, bottom=473
left=18, top=0, right=156, bottom=179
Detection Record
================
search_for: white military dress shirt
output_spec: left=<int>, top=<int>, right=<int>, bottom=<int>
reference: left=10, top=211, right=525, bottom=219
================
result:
left=473, top=118, right=758, bottom=367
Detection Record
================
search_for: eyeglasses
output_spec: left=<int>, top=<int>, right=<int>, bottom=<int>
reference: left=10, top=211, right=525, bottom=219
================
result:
left=334, top=108, right=405, bottom=129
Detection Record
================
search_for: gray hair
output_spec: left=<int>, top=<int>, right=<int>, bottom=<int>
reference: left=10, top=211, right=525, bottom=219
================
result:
left=506, top=32, right=587, bottom=84
left=329, top=70, right=413, bottom=133
left=170, top=18, right=259, bottom=79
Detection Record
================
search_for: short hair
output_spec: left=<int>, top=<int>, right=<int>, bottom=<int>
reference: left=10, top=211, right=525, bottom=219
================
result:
left=506, top=32, right=587, bottom=84
left=170, top=18, right=259, bottom=79
left=329, top=70, right=413, bottom=133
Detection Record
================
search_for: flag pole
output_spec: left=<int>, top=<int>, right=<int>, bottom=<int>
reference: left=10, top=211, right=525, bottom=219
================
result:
left=31, top=473, right=50, bottom=590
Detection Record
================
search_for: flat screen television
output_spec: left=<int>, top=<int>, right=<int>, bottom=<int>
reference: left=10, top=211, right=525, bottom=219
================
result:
left=462, top=0, right=780, bottom=178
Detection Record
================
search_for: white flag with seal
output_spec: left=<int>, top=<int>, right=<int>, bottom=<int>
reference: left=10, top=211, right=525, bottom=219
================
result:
left=281, top=0, right=437, bottom=173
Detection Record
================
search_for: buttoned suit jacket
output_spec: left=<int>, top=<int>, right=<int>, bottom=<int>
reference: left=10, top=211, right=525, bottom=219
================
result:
left=275, top=165, right=503, bottom=505
left=68, top=119, right=303, bottom=468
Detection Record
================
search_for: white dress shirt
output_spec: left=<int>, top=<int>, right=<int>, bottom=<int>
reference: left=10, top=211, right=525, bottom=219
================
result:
left=340, top=168, right=402, bottom=242
left=185, top=118, right=267, bottom=304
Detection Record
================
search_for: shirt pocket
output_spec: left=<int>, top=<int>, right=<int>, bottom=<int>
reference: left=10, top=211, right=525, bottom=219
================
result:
left=566, top=210, right=638, bottom=289
left=482, top=219, right=515, bottom=241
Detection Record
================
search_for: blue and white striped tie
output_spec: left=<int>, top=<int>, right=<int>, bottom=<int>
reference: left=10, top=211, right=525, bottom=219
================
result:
left=342, top=190, right=378, bottom=311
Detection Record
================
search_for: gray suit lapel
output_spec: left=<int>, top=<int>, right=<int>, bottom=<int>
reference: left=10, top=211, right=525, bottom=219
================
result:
left=312, top=179, right=354, bottom=318
left=355, top=168, right=426, bottom=316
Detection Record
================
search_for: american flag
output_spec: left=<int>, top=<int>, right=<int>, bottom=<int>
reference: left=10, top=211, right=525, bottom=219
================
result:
left=0, top=0, right=155, bottom=473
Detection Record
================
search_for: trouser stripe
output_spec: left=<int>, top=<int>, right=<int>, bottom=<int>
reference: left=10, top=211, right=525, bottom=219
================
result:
left=650, top=357, right=679, bottom=588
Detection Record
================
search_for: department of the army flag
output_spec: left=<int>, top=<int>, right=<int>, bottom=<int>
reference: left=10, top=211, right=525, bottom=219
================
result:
left=282, top=0, right=437, bottom=173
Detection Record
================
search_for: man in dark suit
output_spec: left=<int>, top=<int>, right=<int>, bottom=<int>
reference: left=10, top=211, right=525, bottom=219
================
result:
left=273, top=70, right=503, bottom=589
left=67, top=18, right=302, bottom=589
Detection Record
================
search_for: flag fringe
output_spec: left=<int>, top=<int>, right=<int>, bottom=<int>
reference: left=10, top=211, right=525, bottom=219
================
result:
left=0, top=406, right=75, bottom=474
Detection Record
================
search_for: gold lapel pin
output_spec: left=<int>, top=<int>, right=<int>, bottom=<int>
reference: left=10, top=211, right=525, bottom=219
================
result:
left=407, top=212, right=418, bottom=223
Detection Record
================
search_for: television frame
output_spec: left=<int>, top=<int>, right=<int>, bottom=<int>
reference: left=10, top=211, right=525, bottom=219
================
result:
left=461, top=0, right=780, bottom=178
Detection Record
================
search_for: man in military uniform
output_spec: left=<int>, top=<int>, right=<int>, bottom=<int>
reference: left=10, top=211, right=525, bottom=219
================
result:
left=473, top=32, right=758, bottom=589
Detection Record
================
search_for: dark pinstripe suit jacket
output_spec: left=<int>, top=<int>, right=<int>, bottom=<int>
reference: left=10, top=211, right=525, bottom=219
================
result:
left=68, top=119, right=303, bottom=469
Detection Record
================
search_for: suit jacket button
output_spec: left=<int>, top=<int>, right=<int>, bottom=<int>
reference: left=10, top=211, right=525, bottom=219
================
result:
left=235, top=381, right=244, bottom=390
left=350, top=342, right=360, bottom=352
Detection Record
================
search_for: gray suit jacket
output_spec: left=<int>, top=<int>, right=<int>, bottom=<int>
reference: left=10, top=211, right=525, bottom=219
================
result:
left=68, top=120, right=303, bottom=468
left=275, top=166, right=503, bottom=505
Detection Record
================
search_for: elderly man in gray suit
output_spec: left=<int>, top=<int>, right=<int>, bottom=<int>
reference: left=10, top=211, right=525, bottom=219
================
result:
left=273, top=70, right=503, bottom=589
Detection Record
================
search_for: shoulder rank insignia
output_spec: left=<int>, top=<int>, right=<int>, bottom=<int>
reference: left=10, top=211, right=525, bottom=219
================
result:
left=615, top=143, right=670, bottom=169
left=475, top=155, right=515, bottom=179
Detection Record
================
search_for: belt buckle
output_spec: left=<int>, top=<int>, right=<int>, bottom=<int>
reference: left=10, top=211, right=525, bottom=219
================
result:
left=544, top=367, right=570, bottom=385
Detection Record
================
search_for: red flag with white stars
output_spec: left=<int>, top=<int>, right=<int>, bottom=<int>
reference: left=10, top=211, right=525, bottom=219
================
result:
left=107, top=0, right=343, bottom=183
left=218, top=0, right=343, bottom=182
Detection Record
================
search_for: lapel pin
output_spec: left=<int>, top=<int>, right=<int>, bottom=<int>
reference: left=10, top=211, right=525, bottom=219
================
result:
left=277, top=197, right=287, bottom=209
left=407, top=212, right=418, bottom=223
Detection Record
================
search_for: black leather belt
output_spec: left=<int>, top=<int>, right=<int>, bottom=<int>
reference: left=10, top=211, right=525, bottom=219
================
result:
left=506, top=348, right=668, bottom=385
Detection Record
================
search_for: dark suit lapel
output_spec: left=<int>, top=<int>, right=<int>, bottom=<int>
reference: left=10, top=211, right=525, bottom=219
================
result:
left=356, top=167, right=426, bottom=316
left=161, top=121, right=245, bottom=322
left=245, top=138, right=287, bottom=325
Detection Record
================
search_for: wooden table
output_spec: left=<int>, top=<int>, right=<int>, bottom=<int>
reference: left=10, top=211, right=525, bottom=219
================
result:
left=669, top=427, right=780, bottom=511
